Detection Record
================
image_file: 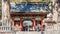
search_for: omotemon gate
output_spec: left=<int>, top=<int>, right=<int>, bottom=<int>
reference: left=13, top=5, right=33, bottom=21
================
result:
left=1, top=0, right=58, bottom=32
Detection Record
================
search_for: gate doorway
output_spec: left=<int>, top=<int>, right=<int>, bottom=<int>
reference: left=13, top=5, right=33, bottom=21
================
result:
left=22, top=19, right=33, bottom=31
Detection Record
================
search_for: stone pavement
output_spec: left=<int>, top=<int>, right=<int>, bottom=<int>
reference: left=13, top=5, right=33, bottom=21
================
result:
left=0, top=30, right=60, bottom=34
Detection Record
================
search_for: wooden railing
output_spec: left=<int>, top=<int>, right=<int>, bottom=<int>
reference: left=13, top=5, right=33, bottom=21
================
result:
left=0, top=26, right=11, bottom=32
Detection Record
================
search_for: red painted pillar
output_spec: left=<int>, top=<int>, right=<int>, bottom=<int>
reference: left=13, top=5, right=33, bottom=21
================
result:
left=41, top=18, right=45, bottom=31
left=12, top=17, right=14, bottom=28
left=33, top=18, right=36, bottom=31
left=20, top=17, right=23, bottom=31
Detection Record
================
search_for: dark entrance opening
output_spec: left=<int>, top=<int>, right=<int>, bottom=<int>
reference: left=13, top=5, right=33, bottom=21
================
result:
left=22, top=19, right=33, bottom=31
left=14, top=20, right=20, bottom=26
